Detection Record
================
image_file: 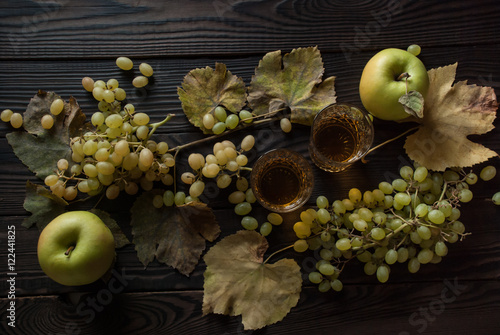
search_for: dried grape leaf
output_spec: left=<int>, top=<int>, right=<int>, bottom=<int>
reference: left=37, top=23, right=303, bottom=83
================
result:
left=404, top=63, right=498, bottom=171
left=178, top=63, right=247, bottom=134
left=6, top=91, right=89, bottom=179
left=22, top=180, right=67, bottom=230
left=203, top=230, right=302, bottom=330
left=90, top=209, right=131, bottom=249
left=399, top=91, right=424, bottom=119
left=131, top=190, right=220, bottom=276
left=247, top=46, right=336, bottom=126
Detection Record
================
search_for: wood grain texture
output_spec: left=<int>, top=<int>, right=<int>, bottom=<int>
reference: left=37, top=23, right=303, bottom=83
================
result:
left=1, top=0, right=500, bottom=334
left=1, top=281, right=500, bottom=334
left=0, top=0, right=499, bottom=59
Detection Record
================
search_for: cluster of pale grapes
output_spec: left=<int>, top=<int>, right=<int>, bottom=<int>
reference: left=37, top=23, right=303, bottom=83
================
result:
left=41, top=60, right=179, bottom=201
left=116, top=56, right=153, bottom=88
left=151, top=135, right=254, bottom=209
left=1, top=109, right=24, bottom=129
left=292, top=163, right=495, bottom=293
left=202, top=105, right=293, bottom=136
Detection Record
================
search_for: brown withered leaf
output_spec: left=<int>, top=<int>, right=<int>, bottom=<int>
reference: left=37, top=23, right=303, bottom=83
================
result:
left=247, top=46, right=336, bottom=126
left=404, top=63, right=498, bottom=171
left=178, top=63, right=247, bottom=134
left=203, top=230, right=302, bottom=330
left=6, top=91, right=89, bottom=179
left=131, top=190, right=220, bottom=276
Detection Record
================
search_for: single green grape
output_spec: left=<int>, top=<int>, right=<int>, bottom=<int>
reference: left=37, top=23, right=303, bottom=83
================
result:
left=319, top=248, right=333, bottom=260
left=139, top=63, right=154, bottom=77
left=399, top=165, right=414, bottom=180
left=413, top=166, right=428, bottom=182
left=239, top=110, right=253, bottom=123
left=316, top=208, right=330, bottom=224
left=376, top=264, right=390, bottom=283
left=371, top=227, right=386, bottom=240
left=267, top=213, right=283, bottom=225
left=392, top=179, right=408, bottom=192
left=458, top=189, right=473, bottom=203
left=225, top=114, right=239, bottom=129
left=385, top=249, right=398, bottom=265
left=318, top=280, right=331, bottom=293
left=407, top=44, right=421, bottom=56
left=174, top=191, right=186, bottom=206
left=316, top=195, right=329, bottom=209
left=417, top=248, right=434, bottom=264
left=163, top=190, right=175, bottom=206
left=397, top=247, right=409, bottom=263
left=212, top=121, right=226, bottom=135
left=348, top=188, right=362, bottom=203
left=480, top=165, right=497, bottom=181
left=378, top=181, right=393, bottom=194
left=259, top=222, right=272, bottom=236
left=293, top=221, right=311, bottom=238
left=331, top=279, right=343, bottom=292
left=241, top=216, right=258, bottom=230
left=214, top=106, right=227, bottom=122
left=408, top=258, right=421, bottom=273
left=116, top=56, right=133, bottom=70
left=428, top=209, right=445, bottom=224
left=234, top=202, right=252, bottom=216
left=308, top=271, right=322, bottom=284
left=492, top=192, right=500, bottom=205
left=435, top=241, right=448, bottom=257
left=293, top=239, right=309, bottom=252
left=417, top=226, right=432, bottom=240
left=318, top=263, right=335, bottom=276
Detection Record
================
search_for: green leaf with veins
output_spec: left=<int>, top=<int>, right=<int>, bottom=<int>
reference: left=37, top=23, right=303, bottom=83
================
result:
left=247, top=46, right=337, bottom=126
left=178, top=63, right=247, bottom=134
left=131, top=190, right=221, bottom=276
left=22, top=180, right=67, bottom=230
left=6, top=91, right=90, bottom=179
left=203, top=230, right=302, bottom=330
left=399, top=90, right=425, bottom=119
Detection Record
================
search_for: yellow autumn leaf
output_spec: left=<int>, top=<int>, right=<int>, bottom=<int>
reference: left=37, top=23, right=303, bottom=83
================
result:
left=202, top=230, right=302, bottom=330
left=404, top=63, right=498, bottom=171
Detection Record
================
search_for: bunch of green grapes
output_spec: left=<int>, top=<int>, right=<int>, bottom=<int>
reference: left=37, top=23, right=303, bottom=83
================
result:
left=202, top=105, right=293, bottom=135
left=152, top=135, right=254, bottom=209
left=202, top=106, right=254, bottom=135
left=42, top=60, right=178, bottom=201
left=292, top=164, right=489, bottom=293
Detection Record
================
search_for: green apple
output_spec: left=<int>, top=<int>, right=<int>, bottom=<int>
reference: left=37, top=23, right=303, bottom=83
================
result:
left=359, top=48, right=430, bottom=121
left=37, top=211, right=115, bottom=286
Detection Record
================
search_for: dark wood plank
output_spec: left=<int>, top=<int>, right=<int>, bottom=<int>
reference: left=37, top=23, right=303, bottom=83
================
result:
left=0, top=0, right=499, bottom=59
left=2, top=281, right=500, bottom=334
left=1, top=1, right=500, bottom=334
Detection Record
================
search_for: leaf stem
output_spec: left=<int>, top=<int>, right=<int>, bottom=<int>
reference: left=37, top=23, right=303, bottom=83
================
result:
left=263, top=244, right=294, bottom=264
left=361, top=126, right=420, bottom=163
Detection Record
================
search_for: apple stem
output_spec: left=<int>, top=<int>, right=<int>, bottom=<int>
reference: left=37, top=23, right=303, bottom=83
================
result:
left=65, top=246, right=75, bottom=257
left=397, top=72, right=411, bottom=94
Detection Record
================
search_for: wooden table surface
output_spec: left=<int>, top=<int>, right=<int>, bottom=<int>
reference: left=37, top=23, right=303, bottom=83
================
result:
left=1, top=1, right=500, bottom=334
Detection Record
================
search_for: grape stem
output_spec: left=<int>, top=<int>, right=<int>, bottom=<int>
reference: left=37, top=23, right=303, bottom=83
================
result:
left=167, top=116, right=279, bottom=154
left=361, top=126, right=420, bottom=164
left=148, top=113, right=175, bottom=138
left=263, top=244, right=294, bottom=264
